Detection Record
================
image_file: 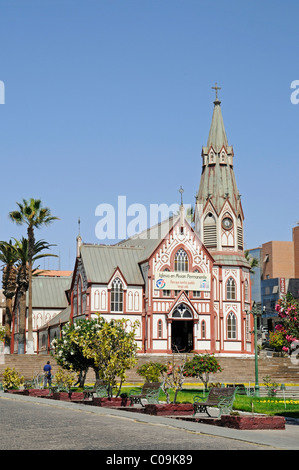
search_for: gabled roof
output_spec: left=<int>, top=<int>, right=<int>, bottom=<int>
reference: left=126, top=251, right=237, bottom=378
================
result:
left=28, top=275, right=71, bottom=308
left=117, top=215, right=180, bottom=262
left=80, top=244, right=145, bottom=285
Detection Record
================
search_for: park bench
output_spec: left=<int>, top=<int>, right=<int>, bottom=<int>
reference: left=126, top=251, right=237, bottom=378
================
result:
left=193, top=387, right=236, bottom=417
left=129, top=382, right=162, bottom=407
left=83, top=380, right=108, bottom=400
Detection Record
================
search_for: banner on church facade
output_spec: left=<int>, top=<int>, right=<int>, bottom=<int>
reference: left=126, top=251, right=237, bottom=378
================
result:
left=154, top=271, right=211, bottom=292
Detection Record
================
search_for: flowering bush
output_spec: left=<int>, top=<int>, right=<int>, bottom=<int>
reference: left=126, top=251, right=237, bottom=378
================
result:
left=3, top=367, right=24, bottom=390
left=273, top=293, right=299, bottom=354
left=183, top=353, right=223, bottom=390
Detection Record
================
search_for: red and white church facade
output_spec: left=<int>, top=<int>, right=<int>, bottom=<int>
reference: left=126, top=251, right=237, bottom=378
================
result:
left=39, top=91, right=253, bottom=356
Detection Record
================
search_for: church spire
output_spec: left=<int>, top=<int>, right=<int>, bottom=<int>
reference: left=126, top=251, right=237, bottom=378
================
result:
left=195, top=86, right=245, bottom=254
left=207, top=83, right=228, bottom=151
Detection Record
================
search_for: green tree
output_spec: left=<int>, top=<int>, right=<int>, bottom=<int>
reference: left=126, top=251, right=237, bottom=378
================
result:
left=9, top=198, right=58, bottom=353
left=81, top=316, right=139, bottom=397
left=183, top=353, right=223, bottom=391
left=244, top=250, right=259, bottom=274
left=0, top=240, right=18, bottom=353
left=51, top=319, right=98, bottom=387
left=52, top=315, right=139, bottom=396
left=14, top=237, right=57, bottom=354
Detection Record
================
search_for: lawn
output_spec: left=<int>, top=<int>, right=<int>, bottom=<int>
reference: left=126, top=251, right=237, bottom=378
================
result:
left=122, top=386, right=299, bottom=418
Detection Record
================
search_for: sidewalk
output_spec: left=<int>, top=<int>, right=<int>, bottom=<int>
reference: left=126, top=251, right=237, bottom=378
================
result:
left=1, top=391, right=299, bottom=450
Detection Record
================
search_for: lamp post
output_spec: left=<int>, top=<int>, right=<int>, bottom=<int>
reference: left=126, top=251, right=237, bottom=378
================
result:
left=247, top=301, right=260, bottom=397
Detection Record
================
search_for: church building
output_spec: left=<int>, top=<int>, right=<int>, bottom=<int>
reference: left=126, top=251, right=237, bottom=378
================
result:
left=39, top=88, right=253, bottom=356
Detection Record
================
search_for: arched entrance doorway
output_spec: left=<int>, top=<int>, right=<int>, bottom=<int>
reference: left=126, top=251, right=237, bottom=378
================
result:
left=171, top=304, right=193, bottom=353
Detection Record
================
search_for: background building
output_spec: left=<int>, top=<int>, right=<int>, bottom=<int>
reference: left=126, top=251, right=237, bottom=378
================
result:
left=248, top=224, right=299, bottom=332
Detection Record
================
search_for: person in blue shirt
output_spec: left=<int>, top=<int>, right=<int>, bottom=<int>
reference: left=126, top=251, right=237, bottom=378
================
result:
left=43, top=361, right=52, bottom=388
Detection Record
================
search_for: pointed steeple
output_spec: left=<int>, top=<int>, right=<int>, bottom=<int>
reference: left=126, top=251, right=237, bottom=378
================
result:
left=195, top=86, right=245, bottom=254
left=207, top=95, right=228, bottom=151
left=196, top=86, right=238, bottom=214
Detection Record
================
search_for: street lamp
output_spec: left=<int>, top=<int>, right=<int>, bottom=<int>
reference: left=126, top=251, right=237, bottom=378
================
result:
left=247, top=301, right=260, bottom=397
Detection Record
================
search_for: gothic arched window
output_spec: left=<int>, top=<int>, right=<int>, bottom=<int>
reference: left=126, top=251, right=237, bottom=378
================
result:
left=226, top=277, right=236, bottom=300
left=174, top=249, right=188, bottom=272
left=227, top=312, right=237, bottom=339
left=201, top=320, right=206, bottom=339
left=244, top=279, right=249, bottom=302
left=111, top=278, right=123, bottom=312
left=158, top=319, right=162, bottom=338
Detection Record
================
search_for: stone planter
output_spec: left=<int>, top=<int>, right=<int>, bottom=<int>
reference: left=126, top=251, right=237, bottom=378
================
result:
left=145, top=403, right=194, bottom=416
left=92, top=397, right=123, bottom=407
left=220, top=414, right=285, bottom=430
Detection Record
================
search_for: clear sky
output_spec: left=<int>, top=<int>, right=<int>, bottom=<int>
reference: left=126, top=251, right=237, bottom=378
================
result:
left=0, top=0, right=298, bottom=271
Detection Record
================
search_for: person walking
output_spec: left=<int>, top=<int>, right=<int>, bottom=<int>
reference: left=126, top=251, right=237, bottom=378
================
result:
left=43, top=361, right=52, bottom=388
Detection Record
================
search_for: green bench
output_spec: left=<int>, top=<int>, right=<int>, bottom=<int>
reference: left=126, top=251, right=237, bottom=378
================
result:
left=129, top=382, right=162, bottom=407
left=193, top=387, right=236, bottom=417
left=83, top=380, right=108, bottom=400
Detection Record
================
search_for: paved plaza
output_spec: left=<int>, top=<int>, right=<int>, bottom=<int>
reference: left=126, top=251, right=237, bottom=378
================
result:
left=1, top=391, right=299, bottom=452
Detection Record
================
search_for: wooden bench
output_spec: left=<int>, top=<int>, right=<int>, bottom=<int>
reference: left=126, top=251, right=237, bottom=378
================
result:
left=193, top=387, right=236, bottom=417
left=83, top=380, right=108, bottom=400
left=129, top=382, right=162, bottom=407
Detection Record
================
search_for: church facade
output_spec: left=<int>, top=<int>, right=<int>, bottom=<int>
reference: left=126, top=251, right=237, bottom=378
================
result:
left=39, top=91, right=253, bottom=356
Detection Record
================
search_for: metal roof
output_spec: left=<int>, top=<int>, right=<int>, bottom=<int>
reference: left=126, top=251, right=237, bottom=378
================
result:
left=28, top=276, right=71, bottom=308
left=81, top=216, right=180, bottom=285
left=80, top=244, right=145, bottom=285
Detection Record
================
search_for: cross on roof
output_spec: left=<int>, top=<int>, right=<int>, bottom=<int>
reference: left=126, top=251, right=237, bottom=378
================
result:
left=179, top=186, right=184, bottom=205
left=212, top=82, right=221, bottom=101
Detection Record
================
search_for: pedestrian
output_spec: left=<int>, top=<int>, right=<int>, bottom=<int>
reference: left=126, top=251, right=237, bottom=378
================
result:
left=43, top=361, right=52, bottom=388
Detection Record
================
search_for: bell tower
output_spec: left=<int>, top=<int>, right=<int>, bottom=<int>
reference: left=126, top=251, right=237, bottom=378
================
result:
left=195, top=84, right=245, bottom=258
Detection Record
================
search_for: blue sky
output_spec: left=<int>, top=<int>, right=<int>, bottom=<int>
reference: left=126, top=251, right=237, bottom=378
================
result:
left=0, top=0, right=298, bottom=271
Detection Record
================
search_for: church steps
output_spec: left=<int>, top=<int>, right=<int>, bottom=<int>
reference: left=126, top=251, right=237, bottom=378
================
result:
left=1, top=355, right=299, bottom=385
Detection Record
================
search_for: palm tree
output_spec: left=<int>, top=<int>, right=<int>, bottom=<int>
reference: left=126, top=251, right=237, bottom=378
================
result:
left=13, top=237, right=57, bottom=354
left=244, top=250, right=259, bottom=274
left=9, top=199, right=58, bottom=353
left=0, top=240, right=18, bottom=353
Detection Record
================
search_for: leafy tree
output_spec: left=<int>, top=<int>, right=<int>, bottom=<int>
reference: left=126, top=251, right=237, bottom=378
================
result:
left=183, top=353, right=223, bottom=390
left=52, top=315, right=139, bottom=396
left=244, top=250, right=259, bottom=274
left=80, top=316, right=139, bottom=397
left=9, top=198, right=58, bottom=353
left=51, top=319, right=99, bottom=387
left=13, top=237, right=57, bottom=354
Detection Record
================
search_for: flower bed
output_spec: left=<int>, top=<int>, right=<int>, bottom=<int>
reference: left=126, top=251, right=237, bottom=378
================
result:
left=144, top=403, right=194, bottom=416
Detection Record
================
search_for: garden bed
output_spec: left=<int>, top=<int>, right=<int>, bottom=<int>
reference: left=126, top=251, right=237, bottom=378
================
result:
left=144, top=403, right=194, bottom=416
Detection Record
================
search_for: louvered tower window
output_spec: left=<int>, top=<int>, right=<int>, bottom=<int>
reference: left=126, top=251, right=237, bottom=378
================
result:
left=203, top=213, right=217, bottom=248
left=237, top=216, right=243, bottom=250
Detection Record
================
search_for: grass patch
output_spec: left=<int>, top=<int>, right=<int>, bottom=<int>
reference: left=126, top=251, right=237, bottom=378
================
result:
left=122, top=386, right=299, bottom=417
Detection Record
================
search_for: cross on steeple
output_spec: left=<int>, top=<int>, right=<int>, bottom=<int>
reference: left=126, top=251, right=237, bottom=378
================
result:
left=212, top=82, right=221, bottom=101
left=179, top=186, right=184, bottom=205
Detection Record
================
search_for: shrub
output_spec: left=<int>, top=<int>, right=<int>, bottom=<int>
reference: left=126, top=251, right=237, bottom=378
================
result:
left=137, top=362, right=167, bottom=382
left=3, top=367, right=24, bottom=390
